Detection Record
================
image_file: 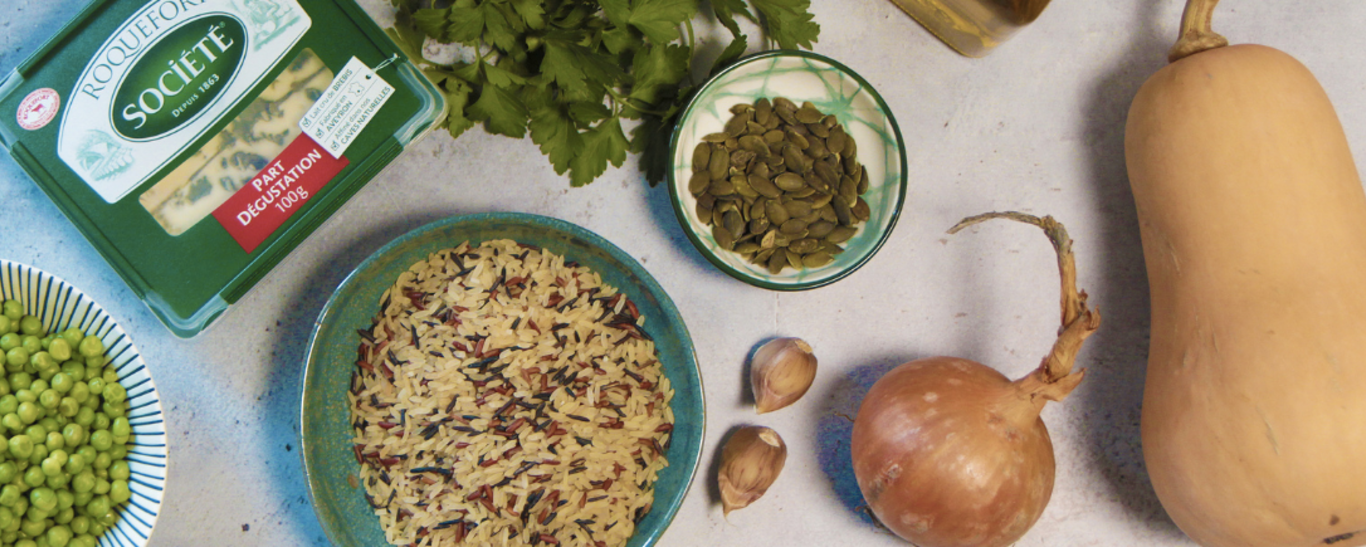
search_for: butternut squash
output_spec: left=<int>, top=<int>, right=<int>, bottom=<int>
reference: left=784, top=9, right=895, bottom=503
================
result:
left=1125, top=1, right=1366, bottom=546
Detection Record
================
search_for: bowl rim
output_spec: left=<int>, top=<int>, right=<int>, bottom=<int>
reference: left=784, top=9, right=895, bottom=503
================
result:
left=666, top=49, right=909, bottom=291
left=0, top=259, right=167, bottom=547
left=298, top=211, right=705, bottom=547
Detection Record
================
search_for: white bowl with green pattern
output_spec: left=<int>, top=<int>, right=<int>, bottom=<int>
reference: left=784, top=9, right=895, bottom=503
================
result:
left=667, top=50, right=907, bottom=290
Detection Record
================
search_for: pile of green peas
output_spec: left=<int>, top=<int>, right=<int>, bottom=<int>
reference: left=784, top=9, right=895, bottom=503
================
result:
left=0, top=300, right=132, bottom=547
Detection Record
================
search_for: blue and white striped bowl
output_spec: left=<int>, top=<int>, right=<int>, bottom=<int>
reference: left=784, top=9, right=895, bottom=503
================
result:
left=0, top=260, right=166, bottom=547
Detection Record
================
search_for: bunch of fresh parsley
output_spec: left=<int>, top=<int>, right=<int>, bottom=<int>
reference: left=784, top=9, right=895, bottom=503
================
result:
left=385, top=0, right=821, bottom=186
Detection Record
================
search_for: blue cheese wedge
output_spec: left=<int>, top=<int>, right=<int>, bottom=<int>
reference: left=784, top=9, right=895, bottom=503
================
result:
left=139, top=48, right=332, bottom=235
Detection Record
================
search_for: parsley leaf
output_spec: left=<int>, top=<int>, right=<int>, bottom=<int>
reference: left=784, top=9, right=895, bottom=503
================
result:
left=389, top=0, right=822, bottom=186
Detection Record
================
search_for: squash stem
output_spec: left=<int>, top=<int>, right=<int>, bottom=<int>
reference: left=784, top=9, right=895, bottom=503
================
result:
left=1168, top=0, right=1229, bottom=63
left=948, top=211, right=1101, bottom=405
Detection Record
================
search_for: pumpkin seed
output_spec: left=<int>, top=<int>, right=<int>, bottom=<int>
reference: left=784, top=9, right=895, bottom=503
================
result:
left=857, top=166, right=870, bottom=194
left=755, top=98, right=773, bottom=125
left=774, top=172, right=806, bottom=192
left=734, top=242, right=761, bottom=255
left=783, top=249, right=802, bottom=269
left=732, top=175, right=758, bottom=198
left=802, top=251, right=833, bottom=268
left=773, top=97, right=798, bottom=111
left=853, top=197, right=871, bottom=221
left=826, top=128, right=847, bottom=157
left=709, top=147, right=730, bottom=180
left=833, top=197, right=853, bottom=226
left=710, top=178, right=736, bottom=196
left=749, top=218, right=770, bottom=235
left=807, top=220, right=835, bottom=238
left=785, top=129, right=810, bottom=150
left=702, top=132, right=729, bottom=143
left=827, top=226, right=857, bottom=243
left=810, top=192, right=835, bottom=209
left=819, top=203, right=839, bottom=223
left=766, top=252, right=787, bottom=274
left=806, top=122, right=829, bottom=138
left=780, top=219, right=809, bottom=235
left=689, top=171, right=711, bottom=194
left=807, top=138, right=830, bottom=160
left=750, top=174, right=783, bottom=198
left=789, top=238, right=821, bottom=254
left=796, top=102, right=824, bottom=124
left=713, top=224, right=735, bottom=250
left=692, top=143, right=712, bottom=172
left=725, top=112, right=751, bottom=136
left=724, top=210, right=745, bottom=237
left=814, top=161, right=840, bottom=189
left=765, top=200, right=790, bottom=224
left=760, top=229, right=778, bottom=249
left=784, top=200, right=813, bottom=219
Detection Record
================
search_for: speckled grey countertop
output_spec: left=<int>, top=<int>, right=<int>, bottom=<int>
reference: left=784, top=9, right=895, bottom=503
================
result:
left=3, top=0, right=1365, bottom=545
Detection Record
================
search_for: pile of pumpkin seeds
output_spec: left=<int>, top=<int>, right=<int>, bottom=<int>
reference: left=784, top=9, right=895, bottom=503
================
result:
left=688, top=97, right=872, bottom=274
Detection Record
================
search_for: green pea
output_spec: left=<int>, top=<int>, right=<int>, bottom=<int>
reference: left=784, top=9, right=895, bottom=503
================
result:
left=0, top=303, right=20, bottom=321
left=90, top=415, right=107, bottom=433
left=31, top=353, right=58, bottom=374
left=0, top=484, right=19, bottom=506
left=91, top=478, right=107, bottom=497
left=57, top=328, right=80, bottom=347
left=72, top=408, right=92, bottom=429
left=16, top=403, right=39, bottom=425
left=13, top=390, right=34, bottom=405
left=1, top=415, right=21, bottom=432
left=14, top=539, right=33, bottom=547
left=28, top=488, right=55, bottom=512
left=109, top=418, right=130, bottom=442
left=19, top=337, right=41, bottom=357
left=0, top=335, right=18, bottom=352
left=28, top=380, right=47, bottom=394
left=43, top=473, right=67, bottom=490
left=17, top=318, right=41, bottom=337
left=83, top=495, right=108, bottom=518
left=74, top=535, right=96, bottom=547
left=56, top=399, right=77, bottom=419
left=45, top=341, right=70, bottom=365
left=5, top=349, right=29, bottom=370
left=28, top=445, right=47, bottom=466
left=0, top=378, right=9, bottom=397
left=57, top=363, right=81, bottom=383
left=0, top=506, right=10, bottom=531
left=60, top=426, right=83, bottom=450
left=65, top=384, right=87, bottom=406
left=75, top=338, right=101, bottom=361
left=71, top=491, right=89, bottom=509
left=47, top=375, right=72, bottom=396
left=21, top=467, right=43, bottom=488
left=0, top=317, right=10, bottom=336
left=19, top=517, right=44, bottom=538
left=7, top=436, right=32, bottom=460
left=38, top=391, right=58, bottom=411
left=82, top=379, right=102, bottom=400
left=67, top=515, right=86, bottom=536
left=0, top=395, right=18, bottom=416
left=0, top=463, right=14, bottom=485
left=23, top=425, right=45, bottom=442
left=68, top=472, right=92, bottom=496
left=53, top=507, right=72, bottom=526
left=40, top=460, right=63, bottom=479
left=44, top=432, right=63, bottom=453
left=61, top=457, right=82, bottom=476
left=9, top=373, right=31, bottom=392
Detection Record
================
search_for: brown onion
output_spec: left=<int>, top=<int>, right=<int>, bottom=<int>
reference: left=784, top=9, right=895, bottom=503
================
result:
left=851, top=212, right=1101, bottom=547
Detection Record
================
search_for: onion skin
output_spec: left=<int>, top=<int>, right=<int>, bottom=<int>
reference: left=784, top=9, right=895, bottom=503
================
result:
left=852, top=357, right=1056, bottom=547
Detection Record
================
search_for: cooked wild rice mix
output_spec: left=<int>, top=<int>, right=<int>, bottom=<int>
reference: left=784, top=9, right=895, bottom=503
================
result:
left=349, top=239, right=676, bottom=547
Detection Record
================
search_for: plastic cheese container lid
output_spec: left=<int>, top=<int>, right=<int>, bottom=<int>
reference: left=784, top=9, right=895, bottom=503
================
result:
left=0, top=0, right=444, bottom=337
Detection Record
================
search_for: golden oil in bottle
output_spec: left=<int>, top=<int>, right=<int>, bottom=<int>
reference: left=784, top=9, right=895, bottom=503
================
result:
left=887, top=0, right=1050, bottom=57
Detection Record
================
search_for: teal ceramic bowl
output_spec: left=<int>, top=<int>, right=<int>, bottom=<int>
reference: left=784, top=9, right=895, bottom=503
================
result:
left=0, top=260, right=167, bottom=547
left=668, top=50, right=908, bottom=290
left=300, top=213, right=704, bottom=547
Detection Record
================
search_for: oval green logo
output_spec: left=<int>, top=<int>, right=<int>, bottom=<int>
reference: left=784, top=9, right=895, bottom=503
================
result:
left=111, top=15, right=246, bottom=140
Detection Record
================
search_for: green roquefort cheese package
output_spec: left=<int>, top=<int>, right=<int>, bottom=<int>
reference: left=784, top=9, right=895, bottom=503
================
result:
left=0, top=0, right=444, bottom=337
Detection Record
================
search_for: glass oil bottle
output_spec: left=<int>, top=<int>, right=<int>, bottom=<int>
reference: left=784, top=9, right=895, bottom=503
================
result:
left=887, top=0, right=1051, bottom=57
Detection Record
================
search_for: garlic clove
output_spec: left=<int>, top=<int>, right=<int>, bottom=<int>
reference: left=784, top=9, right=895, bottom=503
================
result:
left=750, top=337, right=818, bottom=414
left=719, top=425, right=787, bottom=515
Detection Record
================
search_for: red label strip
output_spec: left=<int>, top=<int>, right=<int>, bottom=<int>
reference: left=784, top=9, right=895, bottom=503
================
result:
left=212, top=134, right=348, bottom=253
